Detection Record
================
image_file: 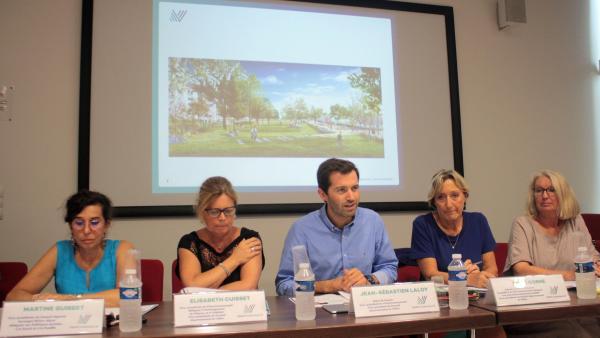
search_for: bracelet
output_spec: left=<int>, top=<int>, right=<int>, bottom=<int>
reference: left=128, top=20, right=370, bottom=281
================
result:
left=218, top=263, right=231, bottom=277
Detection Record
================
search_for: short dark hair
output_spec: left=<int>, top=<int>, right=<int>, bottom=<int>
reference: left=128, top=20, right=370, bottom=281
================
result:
left=317, top=158, right=359, bottom=193
left=64, top=190, right=113, bottom=224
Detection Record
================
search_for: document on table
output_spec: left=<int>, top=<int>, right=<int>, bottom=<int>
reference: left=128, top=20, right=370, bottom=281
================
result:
left=433, top=285, right=488, bottom=293
left=180, top=287, right=222, bottom=293
left=105, top=304, right=159, bottom=317
left=290, top=292, right=349, bottom=308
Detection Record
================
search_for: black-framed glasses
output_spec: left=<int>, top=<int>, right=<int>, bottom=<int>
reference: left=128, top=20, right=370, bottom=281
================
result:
left=204, top=206, right=236, bottom=218
left=533, top=187, right=556, bottom=195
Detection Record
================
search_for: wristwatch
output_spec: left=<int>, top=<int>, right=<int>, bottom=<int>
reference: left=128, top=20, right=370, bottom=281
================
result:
left=364, top=274, right=378, bottom=285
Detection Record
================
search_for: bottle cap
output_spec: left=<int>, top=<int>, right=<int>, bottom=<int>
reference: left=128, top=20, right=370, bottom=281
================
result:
left=125, top=269, right=137, bottom=274
left=298, top=262, right=310, bottom=269
left=451, top=253, right=462, bottom=259
left=577, top=246, right=587, bottom=252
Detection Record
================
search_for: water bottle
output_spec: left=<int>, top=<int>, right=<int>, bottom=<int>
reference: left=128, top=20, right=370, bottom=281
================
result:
left=295, top=262, right=316, bottom=320
left=119, top=268, right=143, bottom=332
left=574, top=246, right=597, bottom=299
left=447, top=253, right=468, bottom=310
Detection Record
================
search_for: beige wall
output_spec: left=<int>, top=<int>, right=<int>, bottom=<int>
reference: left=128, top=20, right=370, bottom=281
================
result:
left=1, top=0, right=599, bottom=300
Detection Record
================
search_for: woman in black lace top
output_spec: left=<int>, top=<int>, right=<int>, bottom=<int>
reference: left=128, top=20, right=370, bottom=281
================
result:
left=177, top=177, right=264, bottom=290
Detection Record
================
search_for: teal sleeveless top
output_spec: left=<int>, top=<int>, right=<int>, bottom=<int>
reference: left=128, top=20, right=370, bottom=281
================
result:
left=55, top=239, right=120, bottom=294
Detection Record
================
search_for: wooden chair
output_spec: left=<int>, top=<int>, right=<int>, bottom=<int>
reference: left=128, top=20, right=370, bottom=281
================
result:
left=140, top=259, right=164, bottom=302
left=0, top=262, right=28, bottom=305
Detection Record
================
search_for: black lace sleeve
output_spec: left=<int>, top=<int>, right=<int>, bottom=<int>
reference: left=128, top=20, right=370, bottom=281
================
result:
left=177, top=231, right=198, bottom=254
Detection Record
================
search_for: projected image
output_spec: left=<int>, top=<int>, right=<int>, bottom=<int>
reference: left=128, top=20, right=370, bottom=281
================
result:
left=168, top=57, right=384, bottom=157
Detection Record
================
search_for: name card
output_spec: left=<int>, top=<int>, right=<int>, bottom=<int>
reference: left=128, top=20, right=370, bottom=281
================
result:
left=485, top=275, right=570, bottom=306
left=173, top=290, right=267, bottom=327
left=0, top=299, right=104, bottom=337
left=351, top=282, right=439, bottom=318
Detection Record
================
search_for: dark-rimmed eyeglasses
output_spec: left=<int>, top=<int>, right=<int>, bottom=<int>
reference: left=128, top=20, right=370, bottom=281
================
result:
left=533, top=187, right=556, bottom=195
left=204, top=207, right=236, bottom=218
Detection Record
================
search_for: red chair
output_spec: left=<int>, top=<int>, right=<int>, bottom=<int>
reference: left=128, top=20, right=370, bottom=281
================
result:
left=397, top=265, right=421, bottom=282
left=582, top=214, right=600, bottom=251
left=171, top=259, right=184, bottom=294
left=0, top=262, right=28, bottom=305
left=494, top=242, right=508, bottom=276
left=394, top=248, right=422, bottom=283
left=140, top=259, right=163, bottom=302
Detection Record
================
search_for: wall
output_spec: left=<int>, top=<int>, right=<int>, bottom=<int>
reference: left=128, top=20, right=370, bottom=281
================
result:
left=0, top=0, right=598, bottom=300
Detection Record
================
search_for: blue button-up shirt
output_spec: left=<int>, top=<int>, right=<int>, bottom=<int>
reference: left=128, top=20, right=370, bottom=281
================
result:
left=275, top=205, right=398, bottom=296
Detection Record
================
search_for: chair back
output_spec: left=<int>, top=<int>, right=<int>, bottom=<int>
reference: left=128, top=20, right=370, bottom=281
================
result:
left=140, top=259, right=164, bottom=302
left=582, top=214, right=600, bottom=251
left=172, top=259, right=184, bottom=294
left=0, top=262, right=28, bottom=305
left=394, top=248, right=421, bottom=282
left=494, top=242, right=508, bottom=276
left=397, top=265, right=421, bottom=282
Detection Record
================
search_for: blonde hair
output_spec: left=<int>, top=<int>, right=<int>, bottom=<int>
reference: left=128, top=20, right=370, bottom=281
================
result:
left=427, top=169, right=469, bottom=208
left=194, top=176, right=238, bottom=216
left=527, top=170, right=580, bottom=220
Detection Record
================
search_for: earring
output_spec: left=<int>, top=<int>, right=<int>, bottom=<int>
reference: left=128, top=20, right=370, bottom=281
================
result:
left=71, top=235, right=78, bottom=251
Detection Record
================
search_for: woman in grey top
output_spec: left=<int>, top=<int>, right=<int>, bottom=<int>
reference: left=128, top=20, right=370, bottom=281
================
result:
left=504, top=170, right=599, bottom=277
left=504, top=170, right=600, bottom=337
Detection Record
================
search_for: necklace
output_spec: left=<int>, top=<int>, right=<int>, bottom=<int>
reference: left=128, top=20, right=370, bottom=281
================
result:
left=446, top=233, right=460, bottom=250
left=433, top=213, right=462, bottom=250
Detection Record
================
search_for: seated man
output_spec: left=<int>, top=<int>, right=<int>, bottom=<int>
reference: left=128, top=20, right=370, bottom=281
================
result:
left=275, top=158, right=398, bottom=296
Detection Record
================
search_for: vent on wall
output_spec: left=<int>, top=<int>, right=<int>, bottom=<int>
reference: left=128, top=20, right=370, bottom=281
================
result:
left=498, top=0, right=527, bottom=30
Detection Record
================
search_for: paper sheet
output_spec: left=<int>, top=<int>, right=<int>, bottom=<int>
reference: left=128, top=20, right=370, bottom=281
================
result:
left=289, top=293, right=349, bottom=308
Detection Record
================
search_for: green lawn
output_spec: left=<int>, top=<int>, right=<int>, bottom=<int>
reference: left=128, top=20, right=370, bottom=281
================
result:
left=170, top=123, right=384, bottom=157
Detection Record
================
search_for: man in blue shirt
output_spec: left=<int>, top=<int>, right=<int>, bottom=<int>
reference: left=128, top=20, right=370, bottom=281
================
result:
left=275, top=158, right=398, bottom=296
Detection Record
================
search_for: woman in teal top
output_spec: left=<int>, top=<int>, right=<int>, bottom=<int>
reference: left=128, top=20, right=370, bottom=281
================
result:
left=7, top=190, right=133, bottom=307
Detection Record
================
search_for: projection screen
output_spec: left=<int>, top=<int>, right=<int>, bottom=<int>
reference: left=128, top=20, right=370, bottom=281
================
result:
left=79, top=0, right=463, bottom=217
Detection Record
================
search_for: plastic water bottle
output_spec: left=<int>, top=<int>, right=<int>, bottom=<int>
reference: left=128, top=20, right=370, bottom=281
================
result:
left=574, top=246, right=597, bottom=299
left=295, top=262, right=316, bottom=320
left=119, top=268, right=142, bottom=332
left=448, top=253, right=468, bottom=310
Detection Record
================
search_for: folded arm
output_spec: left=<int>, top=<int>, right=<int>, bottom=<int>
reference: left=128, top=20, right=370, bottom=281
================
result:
left=179, top=237, right=262, bottom=290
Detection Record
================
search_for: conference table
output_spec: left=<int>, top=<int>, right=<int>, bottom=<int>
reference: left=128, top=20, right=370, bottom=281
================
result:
left=471, top=291, right=600, bottom=325
left=101, top=296, right=495, bottom=338
left=4, top=293, right=600, bottom=337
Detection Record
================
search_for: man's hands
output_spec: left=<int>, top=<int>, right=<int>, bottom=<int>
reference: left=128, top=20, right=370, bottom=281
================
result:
left=329, top=268, right=369, bottom=292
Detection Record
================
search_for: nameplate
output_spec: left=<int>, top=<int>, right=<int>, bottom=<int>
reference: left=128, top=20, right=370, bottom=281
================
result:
left=173, top=290, right=267, bottom=327
left=351, top=282, right=439, bottom=318
left=0, top=299, right=104, bottom=337
left=485, top=275, right=570, bottom=306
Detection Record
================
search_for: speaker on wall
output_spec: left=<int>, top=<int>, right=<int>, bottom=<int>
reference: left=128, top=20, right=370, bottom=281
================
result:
left=498, top=0, right=527, bottom=30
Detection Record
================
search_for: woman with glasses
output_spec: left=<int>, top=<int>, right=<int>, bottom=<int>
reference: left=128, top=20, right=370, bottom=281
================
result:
left=7, top=190, right=133, bottom=306
left=177, top=176, right=264, bottom=290
left=504, top=170, right=599, bottom=278
left=503, top=170, right=600, bottom=337
left=410, top=169, right=498, bottom=288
